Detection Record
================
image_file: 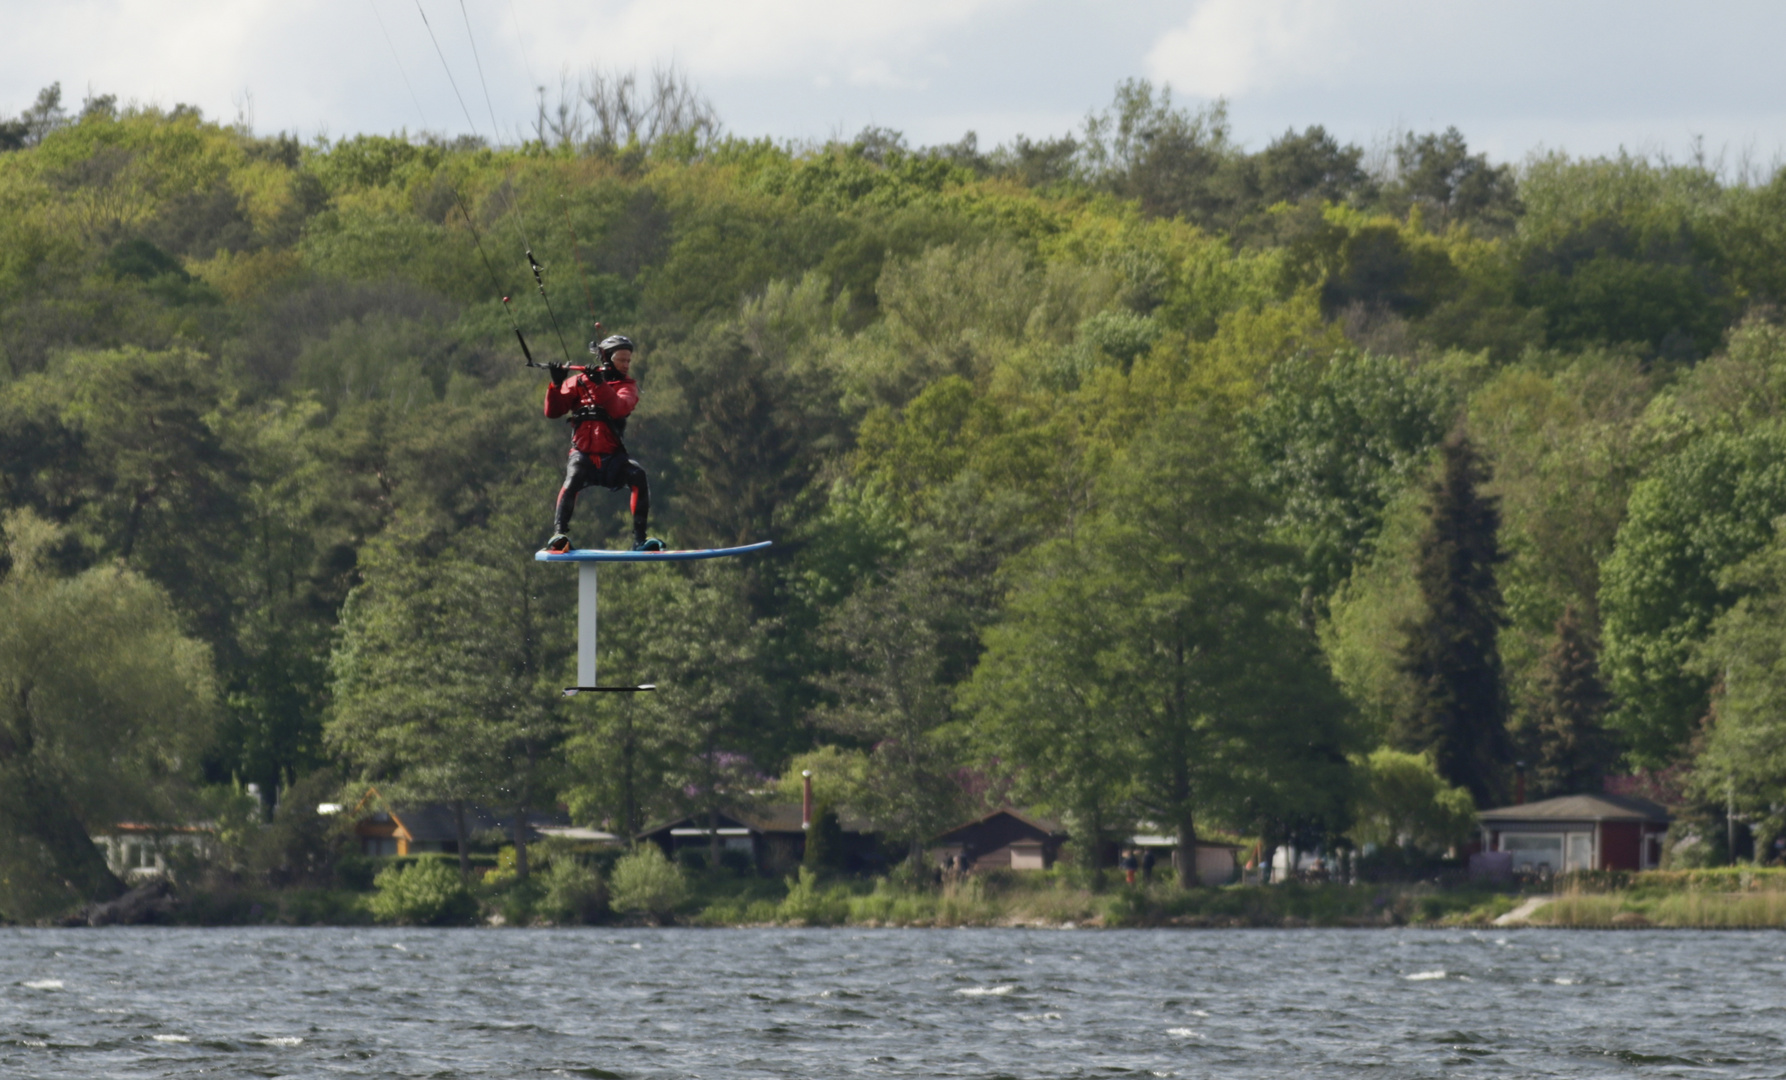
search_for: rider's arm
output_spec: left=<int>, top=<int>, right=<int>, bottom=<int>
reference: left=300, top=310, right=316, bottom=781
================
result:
left=598, top=378, right=639, bottom=420
left=544, top=373, right=580, bottom=418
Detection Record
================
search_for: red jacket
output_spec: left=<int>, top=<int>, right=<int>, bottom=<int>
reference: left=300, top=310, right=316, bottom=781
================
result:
left=544, top=371, right=638, bottom=457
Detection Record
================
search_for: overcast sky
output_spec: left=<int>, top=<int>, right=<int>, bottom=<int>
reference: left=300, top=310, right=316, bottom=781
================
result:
left=7, top=0, right=1786, bottom=168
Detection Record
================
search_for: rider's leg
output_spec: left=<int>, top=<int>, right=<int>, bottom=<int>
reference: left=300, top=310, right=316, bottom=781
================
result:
left=552, top=452, right=603, bottom=538
left=624, top=459, right=652, bottom=546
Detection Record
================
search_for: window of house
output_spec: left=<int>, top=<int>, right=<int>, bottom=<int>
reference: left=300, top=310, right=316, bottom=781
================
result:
left=1501, top=834, right=1563, bottom=873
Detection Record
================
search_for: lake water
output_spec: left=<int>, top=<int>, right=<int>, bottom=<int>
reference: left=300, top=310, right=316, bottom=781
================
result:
left=2, top=926, right=1782, bottom=1078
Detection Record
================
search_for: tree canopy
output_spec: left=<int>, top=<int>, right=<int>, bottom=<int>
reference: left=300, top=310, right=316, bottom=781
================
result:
left=8, top=72, right=1786, bottom=910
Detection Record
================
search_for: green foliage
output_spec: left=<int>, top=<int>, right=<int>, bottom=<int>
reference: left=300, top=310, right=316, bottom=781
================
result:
left=1601, top=422, right=1786, bottom=764
left=326, top=416, right=571, bottom=872
left=369, top=857, right=478, bottom=925
left=1350, top=748, right=1477, bottom=852
left=1250, top=349, right=1455, bottom=601
left=1321, top=487, right=1426, bottom=741
left=1518, top=606, right=1617, bottom=797
left=537, top=859, right=607, bottom=924
left=812, top=559, right=967, bottom=861
left=0, top=510, right=219, bottom=920
left=773, top=747, right=869, bottom=809
left=777, top=866, right=851, bottom=925
left=1395, top=432, right=1512, bottom=804
left=1466, top=351, right=1650, bottom=732
left=971, top=406, right=1356, bottom=882
left=1515, top=153, right=1737, bottom=358
left=609, top=845, right=688, bottom=923
left=8, top=85, right=1786, bottom=909
left=802, top=804, right=846, bottom=874
left=1387, top=127, right=1519, bottom=231
left=1688, top=529, right=1786, bottom=852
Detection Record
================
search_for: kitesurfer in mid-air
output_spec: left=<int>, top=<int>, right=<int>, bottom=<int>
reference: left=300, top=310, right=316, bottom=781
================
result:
left=542, top=334, right=663, bottom=553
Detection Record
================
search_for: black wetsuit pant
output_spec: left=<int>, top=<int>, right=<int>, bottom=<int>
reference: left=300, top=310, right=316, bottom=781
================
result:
left=554, top=451, right=650, bottom=544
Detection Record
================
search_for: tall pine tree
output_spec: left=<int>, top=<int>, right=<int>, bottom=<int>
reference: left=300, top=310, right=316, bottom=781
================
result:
left=1396, top=431, right=1511, bottom=806
left=1523, top=605, right=1616, bottom=797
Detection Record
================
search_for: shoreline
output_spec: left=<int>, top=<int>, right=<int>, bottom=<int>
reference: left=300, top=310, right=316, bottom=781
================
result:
left=17, top=874, right=1786, bottom=930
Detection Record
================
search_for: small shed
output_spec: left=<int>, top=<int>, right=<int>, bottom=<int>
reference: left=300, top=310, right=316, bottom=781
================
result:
left=1128, top=834, right=1243, bottom=886
left=930, top=809, right=1068, bottom=871
left=1478, top=793, right=1671, bottom=873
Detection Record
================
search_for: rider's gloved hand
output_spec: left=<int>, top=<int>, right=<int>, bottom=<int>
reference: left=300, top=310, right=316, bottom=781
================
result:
left=548, top=364, right=569, bottom=386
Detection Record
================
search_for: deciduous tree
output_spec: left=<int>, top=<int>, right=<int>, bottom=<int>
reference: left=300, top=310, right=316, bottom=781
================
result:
left=0, top=512, right=218, bottom=920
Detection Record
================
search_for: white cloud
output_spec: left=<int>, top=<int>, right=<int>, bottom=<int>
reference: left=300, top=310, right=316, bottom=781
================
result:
left=5, top=0, right=1786, bottom=162
left=1145, top=0, right=1351, bottom=97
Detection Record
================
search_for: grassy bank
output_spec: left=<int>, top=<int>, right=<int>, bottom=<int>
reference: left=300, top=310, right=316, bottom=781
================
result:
left=689, top=870, right=1524, bottom=929
left=1527, top=868, right=1786, bottom=928
left=146, top=869, right=1517, bottom=929
left=123, top=865, right=1786, bottom=930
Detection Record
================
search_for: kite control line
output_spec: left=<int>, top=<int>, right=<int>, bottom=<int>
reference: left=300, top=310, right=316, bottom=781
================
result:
left=525, top=247, right=576, bottom=363
left=560, top=199, right=602, bottom=333
left=413, top=0, right=573, bottom=366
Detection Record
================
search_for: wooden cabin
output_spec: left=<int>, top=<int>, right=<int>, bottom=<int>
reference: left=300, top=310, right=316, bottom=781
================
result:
left=1478, top=793, right=1671, bottom=873
left=636, top=803, right=877, bottom=873
left=929, top=809, right=1068, bottom=872
left=344, top=789, right=570, bottom=856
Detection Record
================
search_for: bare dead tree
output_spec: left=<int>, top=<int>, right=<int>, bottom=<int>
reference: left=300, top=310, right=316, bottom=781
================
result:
left=534, top=64, right=720, bottom=155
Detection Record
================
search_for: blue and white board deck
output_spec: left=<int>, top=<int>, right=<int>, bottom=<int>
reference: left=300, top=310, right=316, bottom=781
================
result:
left=535, top=540, right=773, bottom=563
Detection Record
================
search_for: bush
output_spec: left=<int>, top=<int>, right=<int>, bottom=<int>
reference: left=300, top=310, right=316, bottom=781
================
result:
left=609, top=846, right=687, bottom=923
left=369, top=858, right=478, bottom=925
left=482, top=846, right=522, bottom=887
left=539, top=860, right=607, bottom=924
left=777, top=867, right=850, bottom=925
left=803, top=804, right=845, bottom=874
left=490, top=877, right=542, bottom=926
left=335, top=853, right=378, bottom=891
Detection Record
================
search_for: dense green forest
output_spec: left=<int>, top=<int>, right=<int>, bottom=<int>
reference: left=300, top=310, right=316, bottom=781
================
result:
left=6, top=75, right=1786, bottom=918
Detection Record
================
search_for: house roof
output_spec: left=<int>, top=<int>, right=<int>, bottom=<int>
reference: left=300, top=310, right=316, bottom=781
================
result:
left=741, top=803, right=807, bottom=833
left=1130, top=835, right=1244, bottom=849
left=931, top=807, right=1068, bottom=847
left=536, top=825, right=621, bottom=844
left=635, top=802, right=872, bottom=840
left=348, top=790, right=569, bottom=842
left=96, top=822, right=214, bottom=835
left=1478, top=792, right=1671, bottom=824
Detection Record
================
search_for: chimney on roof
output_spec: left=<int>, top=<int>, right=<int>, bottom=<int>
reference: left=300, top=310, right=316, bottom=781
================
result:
left=802, top=770, right=813, bottom=831
left=1514, top=761, right=1527, bottom=806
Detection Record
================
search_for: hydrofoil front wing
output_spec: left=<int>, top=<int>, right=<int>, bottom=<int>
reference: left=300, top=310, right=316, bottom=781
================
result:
left=563, top=684, right=657, bottom=696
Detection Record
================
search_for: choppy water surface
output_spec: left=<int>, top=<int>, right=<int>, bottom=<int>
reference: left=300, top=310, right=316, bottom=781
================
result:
left=2, top=927, right=1783, bottom=1078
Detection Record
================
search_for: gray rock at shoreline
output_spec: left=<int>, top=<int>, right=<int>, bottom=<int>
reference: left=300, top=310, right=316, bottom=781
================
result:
left=68, top=878, right=178, bottom=927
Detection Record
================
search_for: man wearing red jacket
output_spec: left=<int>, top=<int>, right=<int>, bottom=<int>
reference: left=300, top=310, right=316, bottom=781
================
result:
left=542, top=334, right=662, bottom=553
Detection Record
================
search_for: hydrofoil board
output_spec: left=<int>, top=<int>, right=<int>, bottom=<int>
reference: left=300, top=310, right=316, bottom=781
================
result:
left=535, top=540, right=772, bottom=563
